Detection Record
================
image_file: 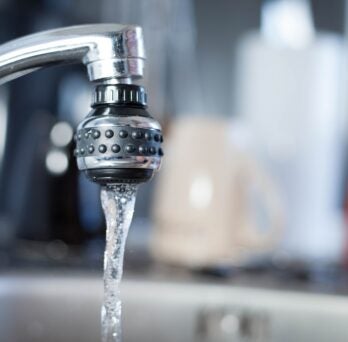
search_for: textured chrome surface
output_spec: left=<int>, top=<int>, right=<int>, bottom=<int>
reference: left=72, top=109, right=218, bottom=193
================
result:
left=76, top=113, right=163, bottom=172
left=0, top=24, right=145, bottom=84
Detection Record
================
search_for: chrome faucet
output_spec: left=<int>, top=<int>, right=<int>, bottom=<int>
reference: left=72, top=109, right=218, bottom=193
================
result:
left=0, top=24, right=163, bottom=184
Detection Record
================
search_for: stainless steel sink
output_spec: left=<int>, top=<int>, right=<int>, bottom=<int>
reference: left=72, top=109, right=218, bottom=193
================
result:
left=1, top=271, right=348, bottom=342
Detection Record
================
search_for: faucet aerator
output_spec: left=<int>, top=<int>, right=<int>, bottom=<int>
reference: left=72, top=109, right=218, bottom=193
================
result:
left=75, top=83, right=163, bottom=185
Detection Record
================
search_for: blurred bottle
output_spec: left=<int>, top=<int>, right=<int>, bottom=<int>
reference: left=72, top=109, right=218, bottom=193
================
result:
left=234, top=0, right=345, bottom=264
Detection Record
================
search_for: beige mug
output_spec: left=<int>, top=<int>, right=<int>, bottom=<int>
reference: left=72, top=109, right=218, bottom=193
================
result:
left=151, top=117, right=284, bottom=268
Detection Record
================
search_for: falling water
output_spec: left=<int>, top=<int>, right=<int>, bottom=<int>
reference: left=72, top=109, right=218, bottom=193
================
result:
left=100, top=183, right=138, bottom=342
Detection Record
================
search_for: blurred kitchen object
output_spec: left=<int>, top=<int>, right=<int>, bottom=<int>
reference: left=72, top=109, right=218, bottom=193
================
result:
left=196, top=307, right=270, bottom=342
left=0, top=86, right=13, bottom=252
left=151, top=117, right=283, bottom=268
left=234, top=0, right=345, bottom=264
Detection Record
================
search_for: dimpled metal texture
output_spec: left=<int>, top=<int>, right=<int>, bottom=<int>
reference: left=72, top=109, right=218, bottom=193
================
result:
left=74, top=83, right=163, bottom=184
left=74, top=127, right=163, bottom=159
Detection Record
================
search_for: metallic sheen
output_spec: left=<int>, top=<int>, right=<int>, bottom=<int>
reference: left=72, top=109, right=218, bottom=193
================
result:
left=0, top=24, right=145, bottom=84
left=0, top=24, right=163, bottom=184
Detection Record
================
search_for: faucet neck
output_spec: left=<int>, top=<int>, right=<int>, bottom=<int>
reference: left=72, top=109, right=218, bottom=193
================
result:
left=0, top=24, right=145, bottom=85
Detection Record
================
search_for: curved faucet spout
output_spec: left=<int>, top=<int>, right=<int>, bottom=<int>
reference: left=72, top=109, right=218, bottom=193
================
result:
left=0, top=23, right=163, bottom=185
left=0, top=24, right=145, bottom=85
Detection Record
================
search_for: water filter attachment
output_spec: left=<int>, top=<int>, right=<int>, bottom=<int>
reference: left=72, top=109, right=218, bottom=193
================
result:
left=74, top=83, right=163, bottom=185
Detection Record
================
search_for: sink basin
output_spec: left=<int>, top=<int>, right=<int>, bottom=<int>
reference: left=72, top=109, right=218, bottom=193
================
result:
left=1, top=271, right=348, bottom=342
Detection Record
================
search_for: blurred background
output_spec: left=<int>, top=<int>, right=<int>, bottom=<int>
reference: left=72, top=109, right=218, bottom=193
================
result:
left=2, top=0, right=348, bottom=341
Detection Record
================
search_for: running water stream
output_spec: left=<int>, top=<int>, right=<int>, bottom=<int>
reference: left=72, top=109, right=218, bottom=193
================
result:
left=100, top=184, right=138, bottom=342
